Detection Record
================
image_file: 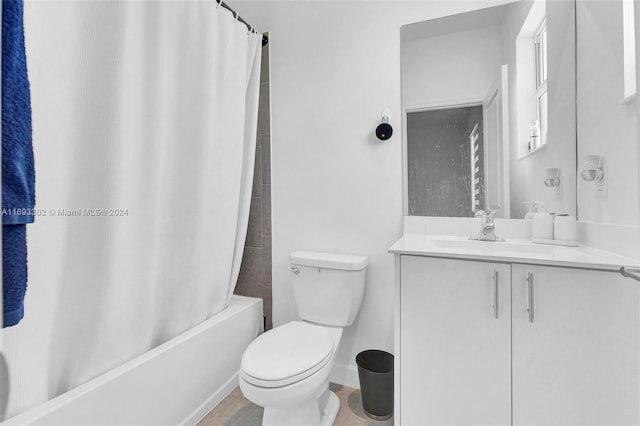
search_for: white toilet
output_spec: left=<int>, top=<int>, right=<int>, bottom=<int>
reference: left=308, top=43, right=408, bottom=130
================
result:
left=239, top=251, right=368, bottom=426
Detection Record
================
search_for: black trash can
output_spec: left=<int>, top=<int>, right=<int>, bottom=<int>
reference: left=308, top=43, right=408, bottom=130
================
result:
left=356, top=350, right=394, bottom=421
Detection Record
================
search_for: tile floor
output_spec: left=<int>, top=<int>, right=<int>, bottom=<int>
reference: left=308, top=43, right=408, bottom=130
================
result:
left=197, top=383, right=393, bottom=426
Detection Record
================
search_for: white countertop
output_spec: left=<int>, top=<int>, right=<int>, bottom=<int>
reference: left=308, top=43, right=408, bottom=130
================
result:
left=389, top=234, right=640, bottom=271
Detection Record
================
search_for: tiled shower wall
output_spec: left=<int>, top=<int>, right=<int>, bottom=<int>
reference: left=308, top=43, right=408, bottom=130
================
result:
left=234, top=40, right=272, bottom=330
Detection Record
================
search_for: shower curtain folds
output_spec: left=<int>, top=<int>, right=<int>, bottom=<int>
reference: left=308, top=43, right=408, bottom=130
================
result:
left=0, top=0, right=262, bottom=418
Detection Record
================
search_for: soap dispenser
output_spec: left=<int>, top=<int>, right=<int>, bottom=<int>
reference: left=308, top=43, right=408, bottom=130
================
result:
left=530, top=120, right=541, bottom=150
left=523, top=201, right=544, bottom=220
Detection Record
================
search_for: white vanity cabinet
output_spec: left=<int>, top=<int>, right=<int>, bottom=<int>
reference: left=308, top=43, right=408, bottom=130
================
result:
left=398, top=255, right=640, bottom=426
left=511, top=264, right=639, bottom=426
left=400, top=255, right=512, bottom=426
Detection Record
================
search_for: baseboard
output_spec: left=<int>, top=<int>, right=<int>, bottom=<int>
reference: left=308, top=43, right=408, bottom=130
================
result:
left=183, top=364, right=360, bottom=424
left=330, top=363, right=360, bottom=389
left=182, top=372, right=239, bottom=426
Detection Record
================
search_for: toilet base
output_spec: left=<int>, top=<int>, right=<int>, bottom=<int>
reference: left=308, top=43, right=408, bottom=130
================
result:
left=261, top=390, right=340, bottom=426
left=320, top=390, right=340, bottom=425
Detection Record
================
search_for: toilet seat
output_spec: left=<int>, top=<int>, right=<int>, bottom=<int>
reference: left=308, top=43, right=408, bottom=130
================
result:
left=241, top=321, right=334, bottom=388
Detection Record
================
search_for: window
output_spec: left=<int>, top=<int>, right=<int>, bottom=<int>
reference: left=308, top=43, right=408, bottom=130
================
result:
left=534, top=20, right=548, bottom=146
left=515, top=0, right=546, bottom=158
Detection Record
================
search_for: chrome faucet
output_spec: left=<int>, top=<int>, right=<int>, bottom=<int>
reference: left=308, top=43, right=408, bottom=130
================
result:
left=470, top=210, right=505, bottom=242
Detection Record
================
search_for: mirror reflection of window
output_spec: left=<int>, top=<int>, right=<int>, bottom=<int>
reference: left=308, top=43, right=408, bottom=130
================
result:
left=515, top=0, right=547, bottom=157
left=535, top=20, right=548, bottom=146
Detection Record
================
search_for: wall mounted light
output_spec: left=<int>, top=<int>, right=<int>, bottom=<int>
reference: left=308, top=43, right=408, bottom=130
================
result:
left=544, top=168, right=561, bottom=187
left=375, top=108, right=393, bottom=141
left=581, top=154, right=607, bottom=196
left=581, top=155, right=604, bottom=182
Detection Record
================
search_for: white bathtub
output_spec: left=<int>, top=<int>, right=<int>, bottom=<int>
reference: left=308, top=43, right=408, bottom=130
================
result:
left=2, top=296, right=263, bottom=426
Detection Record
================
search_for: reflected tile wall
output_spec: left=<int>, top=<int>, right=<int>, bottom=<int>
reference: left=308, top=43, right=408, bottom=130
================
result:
left=235, top=40, right=272, bottom=330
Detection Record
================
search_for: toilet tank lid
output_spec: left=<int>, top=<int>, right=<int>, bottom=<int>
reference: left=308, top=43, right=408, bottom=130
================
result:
left=290, top=251, right=368, bottom=271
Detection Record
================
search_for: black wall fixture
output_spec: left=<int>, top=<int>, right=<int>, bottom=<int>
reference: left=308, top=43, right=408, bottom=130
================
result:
left=376, top=108, right=393, bottom=141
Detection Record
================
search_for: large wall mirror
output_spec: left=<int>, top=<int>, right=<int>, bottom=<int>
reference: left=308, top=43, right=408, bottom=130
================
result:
left=401, top=0, right=576, bottom=219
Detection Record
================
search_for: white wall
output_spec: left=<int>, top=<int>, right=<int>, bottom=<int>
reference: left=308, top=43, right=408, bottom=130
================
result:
left=402, top=25, right=503, bottom=108
left=577, top=0, right=639, bottom=227
left=231, top=0, right=514, bottom=383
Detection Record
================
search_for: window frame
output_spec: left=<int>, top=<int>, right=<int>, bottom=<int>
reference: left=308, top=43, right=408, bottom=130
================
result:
left=534, top=20, right=548, bottom=146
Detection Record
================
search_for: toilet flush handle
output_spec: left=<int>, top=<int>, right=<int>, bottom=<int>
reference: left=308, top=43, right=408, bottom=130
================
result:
left=287, top=267, right=299, bottom=274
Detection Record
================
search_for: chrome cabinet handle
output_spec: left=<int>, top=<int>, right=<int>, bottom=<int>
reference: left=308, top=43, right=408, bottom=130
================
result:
left=493, top=270, right=499, bottom=319
left=526, top=272, right=535, bottom=323
left=620, top=266, right=640, bottom=282
left=287, top=267, right=299, bottom=274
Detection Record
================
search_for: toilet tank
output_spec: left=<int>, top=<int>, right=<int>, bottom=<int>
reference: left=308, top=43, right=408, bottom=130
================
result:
left=289, top=251, right=368, bottom=327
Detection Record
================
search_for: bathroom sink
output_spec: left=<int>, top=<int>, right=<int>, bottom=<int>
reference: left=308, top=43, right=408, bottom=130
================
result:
left=431, top=238, right=557, bottom=255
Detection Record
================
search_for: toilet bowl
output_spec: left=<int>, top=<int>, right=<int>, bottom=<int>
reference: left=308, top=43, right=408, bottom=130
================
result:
left=239, top=321, right=343, bottom=426
left=239, top=251, right=368, bottom=426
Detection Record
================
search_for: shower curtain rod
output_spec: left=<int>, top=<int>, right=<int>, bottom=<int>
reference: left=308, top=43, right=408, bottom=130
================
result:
left=219, top=0, right=269, bottom=46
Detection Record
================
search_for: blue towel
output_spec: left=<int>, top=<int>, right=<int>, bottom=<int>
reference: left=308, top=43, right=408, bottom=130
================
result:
left=3, top=225, right=27, bottom=326
left=2, top=0, right=34, bottom=327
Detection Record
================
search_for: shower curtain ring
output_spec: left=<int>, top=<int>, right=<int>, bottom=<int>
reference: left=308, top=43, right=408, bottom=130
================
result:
left=232, top=10, right=238, bottom=22
left=215, top=0, right=221, bottom=8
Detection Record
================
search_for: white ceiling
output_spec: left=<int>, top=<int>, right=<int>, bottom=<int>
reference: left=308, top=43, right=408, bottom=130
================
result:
left=401, top=1, right=518, bottom=42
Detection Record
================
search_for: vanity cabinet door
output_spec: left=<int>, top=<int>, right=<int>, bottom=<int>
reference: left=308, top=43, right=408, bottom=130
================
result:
left=512, top=264, right=640, bottom=426
left=400, top=255, right=511, bottom=426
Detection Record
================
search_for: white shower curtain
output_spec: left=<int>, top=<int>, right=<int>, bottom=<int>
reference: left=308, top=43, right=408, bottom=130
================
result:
left=0, top=0, right=261, bottom=417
